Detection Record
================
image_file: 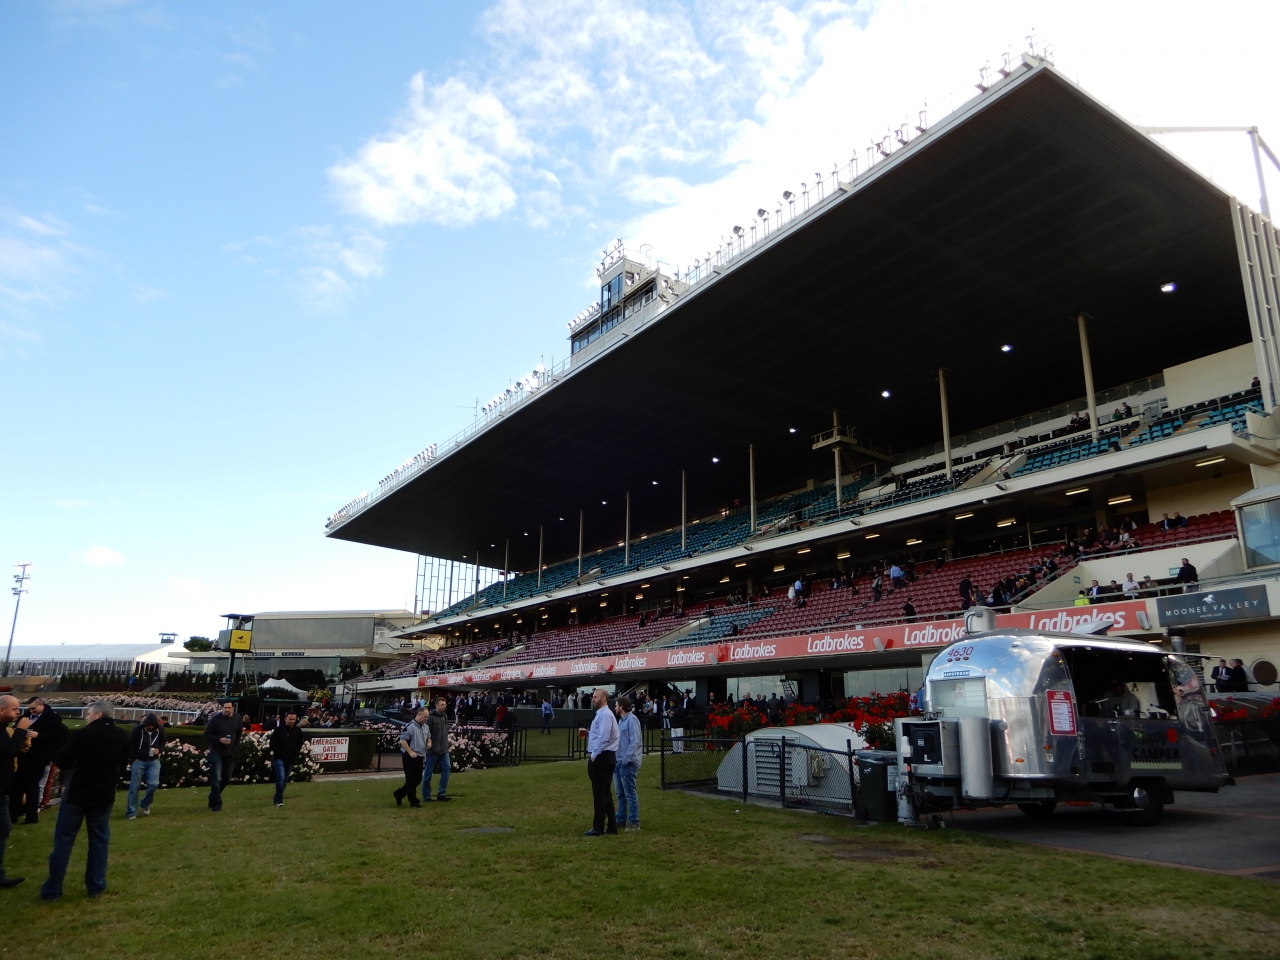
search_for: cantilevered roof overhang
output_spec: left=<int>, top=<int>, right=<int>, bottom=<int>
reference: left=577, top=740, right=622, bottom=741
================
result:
left=328, top=59, right=1253, bottom=570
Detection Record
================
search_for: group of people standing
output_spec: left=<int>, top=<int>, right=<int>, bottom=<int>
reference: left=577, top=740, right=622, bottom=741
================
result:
left=580, top=689, right=643, bottom=835
left=1210, top=659, right=1252, bottom=692
left=393, top=697, right=452, bottom=808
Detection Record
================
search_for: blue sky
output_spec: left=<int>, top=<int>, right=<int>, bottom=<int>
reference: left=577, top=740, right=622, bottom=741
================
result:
left=3, top=0, right=1278, bottom=647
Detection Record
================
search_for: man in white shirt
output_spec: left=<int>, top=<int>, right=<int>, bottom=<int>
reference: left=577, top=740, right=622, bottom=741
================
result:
left=578, top=688, right=619, bottom=836
left=1122, top=573, right=1140, bottom=596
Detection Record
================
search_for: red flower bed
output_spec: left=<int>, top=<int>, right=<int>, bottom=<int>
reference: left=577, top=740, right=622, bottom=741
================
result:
left=705, top=693, right=912, bottom=750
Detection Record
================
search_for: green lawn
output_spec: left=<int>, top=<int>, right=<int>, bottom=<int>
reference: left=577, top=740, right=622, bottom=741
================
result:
left=1, top=761, right=1277, bottom=960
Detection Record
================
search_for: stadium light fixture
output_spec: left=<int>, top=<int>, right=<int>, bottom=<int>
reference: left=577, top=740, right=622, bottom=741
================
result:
left=719, top=577, right=730, bottom=583
left=711, top=457, right=720, bottom=463
left=652, top=480, right=658, bottom=485
left=1001, top=344, right=1012, bottom=353
left=906, top=538, right=922, bottom=545
left=836, top=551, right=851, bottom=560
left=1066, top=487, right=1089, bottom=495
left=954, top=512, right=974, bottom=520
left=734, top=562, right=747, bottom=568
left=772, top=564, right=786, bottom=572
left=797, top=548, right=811, bottom=554
left=865, top=533, right=880, bottom=540
left=602, top=500, right=607, bottom=505
left=996, top=519, right=1016, bottom=527
left=1196, top=456, right=1226, bottom=467
left=789, top=428, right=796, bottom=434
left=1107, top=495, right=1133, bottom=505
left=881, top=390, right=891, bottom=398
left=1161, top=282, right=1177, bottom=293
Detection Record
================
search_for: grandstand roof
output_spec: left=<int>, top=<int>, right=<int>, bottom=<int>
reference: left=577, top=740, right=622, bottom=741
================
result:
left=329, top=59, right=1252, bottom=569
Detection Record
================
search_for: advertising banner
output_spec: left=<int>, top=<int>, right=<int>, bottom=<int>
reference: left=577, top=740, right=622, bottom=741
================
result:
left=1156, top=585, right=1270, bottom=626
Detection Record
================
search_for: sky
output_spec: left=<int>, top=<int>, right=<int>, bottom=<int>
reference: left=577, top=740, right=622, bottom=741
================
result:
left=2, top=0, right=1279, bottom=647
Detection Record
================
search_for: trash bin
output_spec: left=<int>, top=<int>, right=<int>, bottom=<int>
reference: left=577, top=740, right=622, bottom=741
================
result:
left=856, top=749, right=899, bottom=822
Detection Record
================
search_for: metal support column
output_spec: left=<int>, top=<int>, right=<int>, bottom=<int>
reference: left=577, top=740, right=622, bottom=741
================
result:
left=1077, top=314, right=1100, bottom=443
left=624, top=493, right=631, bottom=567
left=832, top=409, right=843, bottom=504
left=537, top=526, right=544, bottom=589
left=681, top=470, right=687, bottom=552
left=1249, top=128, right=1272, bottom=220
left=578, top=510, right=584, bottom=577
left=503, top=540, right=509, bottom=599
left=938, top=368, right=953, bottom=479
left=474, top=549, right=481, bottom=598
left=748, top=443, right=757, bottom=532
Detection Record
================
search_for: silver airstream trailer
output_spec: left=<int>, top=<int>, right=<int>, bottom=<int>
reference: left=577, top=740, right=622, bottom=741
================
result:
left=895, top=630, right=1230, bottom=824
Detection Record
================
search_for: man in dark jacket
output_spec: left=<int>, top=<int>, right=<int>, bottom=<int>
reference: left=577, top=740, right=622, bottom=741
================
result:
left=203, top=702, right=242, bottom=813
left=0, top=695, right=33, bottom=888
left=125, top=713, right=166, bottom=819
left=421, top=698, right=452, bottom=802
left=11, top=696, right=67, bottom=825
left=269, top=712, right=304, bottom=808
left=39, top=700, right=129, bottom=901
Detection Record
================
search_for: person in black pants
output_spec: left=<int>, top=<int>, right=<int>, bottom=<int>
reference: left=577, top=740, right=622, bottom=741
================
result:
left=394, top=708, right=430, bottom=808
left=578, top=688, right=619, bottom=836
left=11, top=697, right=66, bottom=825
left=0, top=696, right=32, bottom=888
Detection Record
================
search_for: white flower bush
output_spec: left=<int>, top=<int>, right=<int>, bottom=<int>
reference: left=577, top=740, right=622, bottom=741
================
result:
left=115, top=733, right=322, bottom=789
left=83, top=693, right=220, bottom=718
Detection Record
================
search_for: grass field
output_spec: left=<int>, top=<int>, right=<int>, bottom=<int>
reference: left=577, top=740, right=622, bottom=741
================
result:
left=1, top=760, right=1277, bottom=960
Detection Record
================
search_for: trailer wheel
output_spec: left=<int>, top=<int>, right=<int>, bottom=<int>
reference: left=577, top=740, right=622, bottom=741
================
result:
left=1121, top=786, right=1165, bottom=826
left=1017, top=800, right=1057, bottom=817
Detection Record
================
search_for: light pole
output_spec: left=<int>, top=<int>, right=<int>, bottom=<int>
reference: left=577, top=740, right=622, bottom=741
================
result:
left=4, top=563, right=32, bottom=678
left=1136, top=126, right=1280, bottom=219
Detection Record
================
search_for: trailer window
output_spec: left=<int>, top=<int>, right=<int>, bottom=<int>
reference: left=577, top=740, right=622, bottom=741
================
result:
left=1060, top=647, right=1177, bottom=719
left=929, top=678, right=987, bottom=718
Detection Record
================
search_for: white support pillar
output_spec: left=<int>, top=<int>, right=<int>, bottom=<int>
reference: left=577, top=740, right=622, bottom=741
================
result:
left=938, top=368, right=953, bottom=480
left=578, top=510, right=584, bottom=577
left=503, top=540, right=509, bottom=599
left=624, top=493, right=631, bottom=567
left=537, top=525, right=544, bottom=589
left=1077, top=313, right=1100, bottom=443
left=681, top=470, right=687, bottom=552
left=748, top=443, right=757, bottom=532
left=832, top=409, right=843, bottom=504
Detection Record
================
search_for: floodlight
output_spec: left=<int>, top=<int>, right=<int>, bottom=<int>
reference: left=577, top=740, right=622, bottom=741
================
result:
left=788, top=428, right=796, bottom=434
left=1161, top=282, right=1177, bottom=293
left=757, top=208, right=767, bottom=218
left=733, top=225, right=744, bottom=236
left=711, top=457, right=720, bottom=463
left=1001, top=344, right=1012, bottom=352
left=881, top=389, right=891, bottom=398
left=782, top=190, right=794, bottom=201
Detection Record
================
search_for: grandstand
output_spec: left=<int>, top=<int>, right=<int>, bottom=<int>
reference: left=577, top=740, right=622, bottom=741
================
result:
left=329, top=54, right=1280, bottom=702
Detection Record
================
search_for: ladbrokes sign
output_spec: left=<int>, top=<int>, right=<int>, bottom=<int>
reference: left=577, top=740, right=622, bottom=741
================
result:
left=1157, top=585, right=1270, bottom=626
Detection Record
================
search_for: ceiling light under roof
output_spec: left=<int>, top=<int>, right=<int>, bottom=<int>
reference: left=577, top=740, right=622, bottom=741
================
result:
left=797, top=548, right=811, bottom=554
left=836, top=551, right=851, bottom=560
left=881, top=390, right=891, bottom=398
left=1107, top=495, right=1133, bottom=505
left=1066, top=487, right=1089, bottom=496
left=1001, top=344, right=1012, bottom=352
left=734, top=562, right=747, bottom=568
left=719, top=577, right=730, bottom=583
left=711, top=457, right=720, bottom=463
left=789, top=427, right=797, bottom=434
left=773, top=564, right=786, bottom=572
left=1196, top=456, right=1226, bottom=467
left=865, top=533, right=880, bottom=539
left=996, top=519, right=1016, bottom=528
left=954, top=512, right=974, bottom=520
left=1161, top=282, right=1177, bottom=293
left=906, top=538, right=922, bottom=545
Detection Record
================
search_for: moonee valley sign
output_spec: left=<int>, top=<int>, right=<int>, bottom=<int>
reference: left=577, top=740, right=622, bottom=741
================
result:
left=1156, top=585, right=1270, bottom=626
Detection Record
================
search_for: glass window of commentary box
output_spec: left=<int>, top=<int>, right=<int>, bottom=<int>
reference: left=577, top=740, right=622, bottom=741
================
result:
left=1241, top=500, right=1280, bottom=567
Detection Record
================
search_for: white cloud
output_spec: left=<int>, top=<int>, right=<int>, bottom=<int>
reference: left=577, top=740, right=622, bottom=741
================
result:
left=331, top=75, right=533, bottom=228
left=226, top=225, right=387, bottom=311
left=167, top=575, right=211, bottom=597
left=132, top=284, right=167, bottom=302
left=83, top=545, right=124, bottom=566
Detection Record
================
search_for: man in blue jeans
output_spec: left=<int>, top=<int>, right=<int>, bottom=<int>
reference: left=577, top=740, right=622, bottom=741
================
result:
left=41, top=700, right=129, bottom=901
left=203, top=702, right=242, bottom=812
left=125, top=714, right=165, bottom=819
left=269, top=712, right=304, bottom=807
left=421, top=697, right=452, bottom=802
left=613, top=695, right=642, bottom=830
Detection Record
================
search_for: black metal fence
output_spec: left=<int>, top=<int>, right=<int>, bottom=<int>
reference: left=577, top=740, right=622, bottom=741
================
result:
left=660, top=733, right=864, bottom=817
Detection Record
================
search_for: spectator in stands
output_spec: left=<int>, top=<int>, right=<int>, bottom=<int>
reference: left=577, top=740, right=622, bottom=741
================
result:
left=1252, top=376, right=1261, bottom=391
left=1087, top=581, right=1102, bottom=602
left=1157, top=513, right=1175, bottom=531
left=1210, top=659, right=1230, bottom=692
left=1170, top=512, right=1187, bottom=528
left=204, top=703, right=242, bottom=813
left=1111, top=407, right=1123, bottom=421
left=1120, top=516, right=1137, bottom=532
left=125, top=714, right=164, bottom=820
left=1122, top=573, right=1140, bottom=596
left=394, top=708, right=430, bottom=809
left=1074, top=591, right=1090, bottom=607
left=1175, top=558, right=1199, bottom=590
left=40, top=700, right=129, bottom=902
left=889, top=563, right=905, bottom=590
left=422, top=698, right=452, bottom=802
left=872, top=573, right=883, bottom=603
left=1141, top=575, right=1158, bottom=594
left=1122, top=402, right=1133, bottom=419
left=902, top=598, right=917, bottom=622
left=269, top=713, right=304, bottom=808
left=613, top=696, right=642, bottom=831
left=580, top=688, right=619, bottom=836
left=958, top=576, right=973, bottom=611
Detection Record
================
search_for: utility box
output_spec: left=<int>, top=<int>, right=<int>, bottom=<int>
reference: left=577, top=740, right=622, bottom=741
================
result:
left=856, top=750, right=899, bottom=822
